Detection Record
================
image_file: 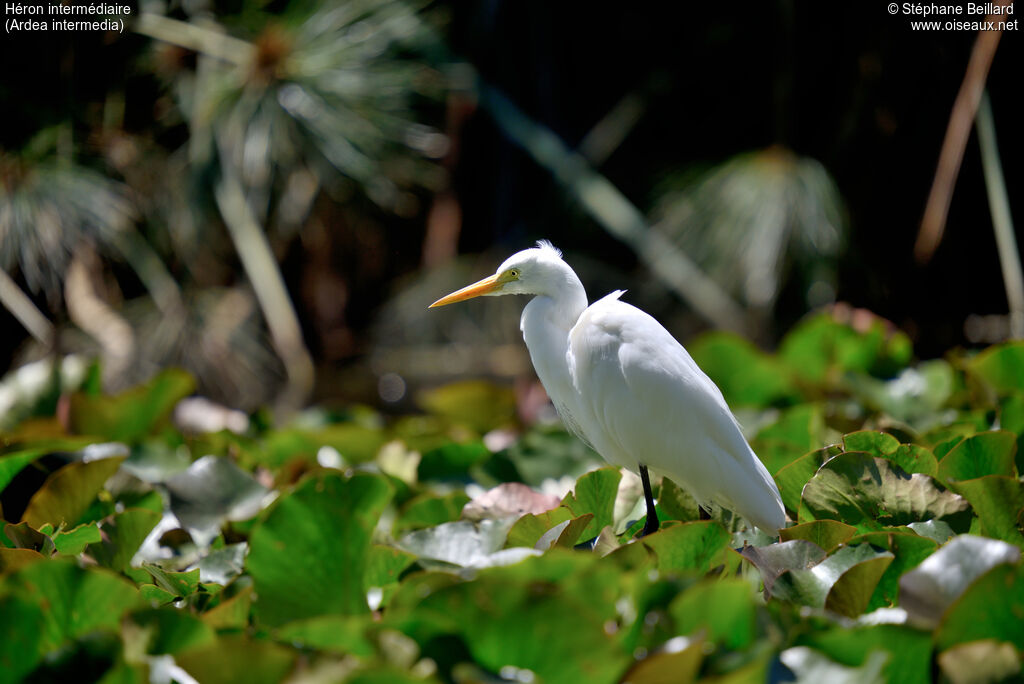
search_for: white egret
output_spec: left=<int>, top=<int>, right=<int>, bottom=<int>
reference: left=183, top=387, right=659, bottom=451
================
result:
left=430, top=241, right=785, bottom=535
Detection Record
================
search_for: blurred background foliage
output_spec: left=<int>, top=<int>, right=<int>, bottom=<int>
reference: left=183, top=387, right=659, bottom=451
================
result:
left=0, top=1, right=1020, bottom=413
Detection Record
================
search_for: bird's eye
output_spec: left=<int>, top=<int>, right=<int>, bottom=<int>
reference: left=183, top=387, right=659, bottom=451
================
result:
left=508, top=269, right=519, bottom=278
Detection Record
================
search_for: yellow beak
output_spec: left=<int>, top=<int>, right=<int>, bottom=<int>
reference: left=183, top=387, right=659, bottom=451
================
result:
left=429, top=273, right=503, bottom=308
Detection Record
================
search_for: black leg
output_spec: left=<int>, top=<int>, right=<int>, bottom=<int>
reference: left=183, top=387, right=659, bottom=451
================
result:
left=638, top=464, right=659, bottom=536
left=698, top=506, right=711, bottom=521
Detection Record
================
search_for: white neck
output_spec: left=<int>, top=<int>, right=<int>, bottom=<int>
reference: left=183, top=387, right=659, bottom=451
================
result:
left=519, top=269, right=587, bottom=406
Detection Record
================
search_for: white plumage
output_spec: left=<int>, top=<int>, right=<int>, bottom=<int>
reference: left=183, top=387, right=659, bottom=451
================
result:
left=431, top=241, right=785, bottom=533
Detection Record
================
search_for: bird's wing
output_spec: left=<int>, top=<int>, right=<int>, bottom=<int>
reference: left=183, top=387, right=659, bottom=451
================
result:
left=567, top=293, right=784, bottom=531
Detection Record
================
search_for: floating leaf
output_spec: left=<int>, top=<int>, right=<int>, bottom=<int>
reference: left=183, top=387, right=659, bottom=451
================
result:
left=506, top=507, right=573, bottom=548
left=165, top=455, right=269, bottom=542
left=89, top=509, right=161, bottom=572
left=641, top=521, right=732, bottom=575
left=899, top=535, right=1021, bottom=628
left=142, top=564, right=200, bottom=599
left=937, top=639, right=1022, bottom=684
left=620, top=637, right=704, bottom=684
left=247, top=472, right=392, bottom=625
left=779, top=520, right=856, bottom=553
left=22, top=455, right=125, bottom=529
left=275, top=615, right=374, bottom=656
left=394, top=491, right=471, bottom=532
left=740, top=540, right=828, bottom=596
left=798, top=453, right=970, bottom=529
left=69, top=369, right=195, bottom=442
left=397, top=519, right=538, bottom=570
left=935, top=563, right=1024, bottom=651
left=0, top=559, right=141, bottom=653
left=175, top=633, right=296, bottom=684
left=417, top=441, right=490, bottom=481
left=562, top=467, right=621, bottom=540
left=461, top=482, right=560, bottom=521
left=765, top=543, right=893, bottom=611
left=51, top=522, right=101, bottom=555
left=124, top=607, right=215, bottom=654
left=968, top=341, right=1024, bottom=396
left=658, top=477, right=701, bottom=523
left=824, top=547, right=895, bottom=618
left=937, top=431, right=1018, bottom=481
left=752, top=403, right=826, bottom=474
left=945, top=476, right=1024, bottom=546
left=800, top=624, right=932, bottom=684
left=200, top=586, right=252, bottom=630
left=668, top=578, right=756, bottom=649
left=0, top=594, right=46, bottom=683
left=775, top=445, right=842, bottom=513
left=689, top=331, right=799, bottom=408
left=843, top=431, right=899, bottom=457
left=848, top=530, right=937, bottom=611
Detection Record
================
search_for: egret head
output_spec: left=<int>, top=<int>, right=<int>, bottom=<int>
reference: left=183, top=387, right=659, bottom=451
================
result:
left=429, top=241, right=570, bottom=307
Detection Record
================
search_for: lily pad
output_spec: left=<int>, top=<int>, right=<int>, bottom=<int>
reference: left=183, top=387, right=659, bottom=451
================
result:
left=641, top=521, right=732, bottom=575
left=689, top=331, right=799, bottom=408
left=935, top=562, right=1024, bottom=651
left=561, top=467, right=621, bottom=540
left=899, top=534, right=1021, bottom=628
left=397, top=519, right=539, bottom=570
left=22, top=455, right=126, bottom=530
left=779, top=520, right=857, bottom=553
left=668, top=578, right=756, bottom=649
left=164, top=455, right=269, bottom=544
left=775, top=445, right=842, bottom=514
left=246, top=472, right=393, bottom=625
left=89, top=509, right=161, bottom=572
left=798, top=452, right=970, bottom=529
left=937, top=431, right=1018, bottom=482
left=69, top=368, right=195, bottom=442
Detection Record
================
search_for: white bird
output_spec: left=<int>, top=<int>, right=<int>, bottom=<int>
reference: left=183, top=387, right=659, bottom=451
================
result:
left=430, top=241, right=785, bottom=535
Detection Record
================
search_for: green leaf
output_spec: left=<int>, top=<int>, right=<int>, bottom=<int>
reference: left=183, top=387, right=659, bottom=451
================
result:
left=887, top=444, right=938, bottom=477
left=752, top=403, right=826, bottom=474
left=945, top=476, right=1024, bottom=546
left=561, top=467, right=621, bottom=540
left=365, top=545, right=416, bottom=591
left=899, top=534, right=1021, bottom=627
left=779, top=313, right=912, bottom=385
left=0, top=438, right=93, bottom=493
left=775, top=444, right=842, bottom=513
left=668, top=578, right=756, bottom=649
left=506, top=507, right=573, bottom=548
left=658, top=477, right=701, bottom=522
left=740, top=540, right=828, bottom=597
left=968, top=341, right=1024, bottom=396
left=142, top=564, right=201, bottom=599
left=843, top=431, right=899, bottom=457
left=0, top=559, right=141, bottom=653
left=620, top=639, right=704, bottom=684
left=89, top=509, right=161, bottom=572
left=395, top=491, right=470, bottom=532
left=124, top=607, right=216, bottom=654
left=69, top=368, right=195, bottom=442
left=417, top=380, right=517, bottom=433
left=847, top=530, right=937, bottom=611
left=397, top=519, right=537, bottom=570
left=22, top=455, right=126, bottom=529
left=798, top=452, right=970, bottom=529
left=846, top=361, right=954, bottom=426
left=52, top=522, right=101, bottom=555
left=937, top=431, right=1018, bottom=481
left=801, top=624, right=933, bottom=684
left=770, top=544, right=893, bottom=613
left=689, top=331, right=799, bottom=407
left=247, top=472, right=393, bottom=626
left=936, top=562, right=1024, bottom=651
left=3, top=521, right=55, bottom=555
left=0, top=594, right=45, bottom=684
left=641, top=521, right=732, bottom=574
left=175, top=634, right=296, bottom=684
left=200, top=586, right=252, bottom=630
left=779, top=520, right=857, bottom=553
left=417, top=441, right=490, bottom=481
left=275, top=615, right=374, bottom=656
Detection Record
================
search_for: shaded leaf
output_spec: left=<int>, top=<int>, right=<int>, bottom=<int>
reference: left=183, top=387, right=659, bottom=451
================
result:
left=69, top=369, right=195, bottom=442
left=200, top=586, right=252, bottom=630
left=417, top=441, right=490, bottom=481
left=968, top=341, right=1024, bottom=396
left=142, top=564, right=200, bottom=599
left=123, top=607, right=215, bottom=654
left=775, top=444, right=842, bottom=513
left=848, top=529, right=938, bottom=611
left=395, top=491, right=470, bottom=532
left=22, top=455, right=126, bottom=529
left=800, top=625, right=932, bottom=684
left=3, top=521, right=54, bottom=555
left=0, top=594, right=46, bottom=684
left=740, top=540, right=828, bottom=596
left=620, top=637, right=704, bottom=684
left=843, top=431, right=899, bottom=457
left=0, top=438, right=93, bottom=493
left=176, top=633, right=296, bottom=684
left=165, top=455, right=269, bottom=542
left=769, top=544, right=893, bottom=611
left=506, top=507, right=573, bottom=548
left=657, top=477, right=701, bottom=523
left=945, top=476, right=1024, bottom=546
left=52, top=522, right=101, bottom=555
left=779, top=520, right=856, bottom=553
left=689, top=332, right=799, bottom=408
left=825, top=547, right=894, bottom=618
left=752, top=403, right=826, bottom=474
left=275, top=615, right=375, bottom=656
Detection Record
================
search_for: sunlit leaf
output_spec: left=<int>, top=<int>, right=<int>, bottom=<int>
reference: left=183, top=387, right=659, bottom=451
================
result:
left=752, top=403, right=826, bottom=474
left=398, top=519, right=538, bottom=570
left=418, top=381, right=517, bottom=434
left=937, top=639, right=1022, bottom=684
left=775, top=444, right=842, bottom=513
left=247, top=472, right=392, bottom=625
left=641, top=521, right=732, bottom=575
left=740, top=539, right=828, bottom=597
left=562, top=467, right=621, bottom=540
left=968, top=341, right=1024, bottom=396
left=848, top=529, right=937, bottom=611
left=944, top=476, right=1024, bottom=546
left=798, top=452, right=970, bottom=529
left=937, top=431, right=1018, bottom=481
left=935, top=562, right=1024, bottom=651
left=164, top=455, right=269, bottom=542
left=89, top=509, right=161, bottom=572
left=52, top=522, right=101, bottom=555
left=899, top=535, right=1021, bottom=628
left=779, top=520, right=856, bottom=553
left=506, top=507, right=574, bottom=548
left=801, top=624, right=932, bottom=684
left=142, top=564, right=200, bottom=599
